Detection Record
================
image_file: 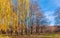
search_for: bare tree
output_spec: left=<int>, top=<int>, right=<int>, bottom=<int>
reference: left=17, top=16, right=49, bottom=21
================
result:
left=29, top=0, right=42, bottom=34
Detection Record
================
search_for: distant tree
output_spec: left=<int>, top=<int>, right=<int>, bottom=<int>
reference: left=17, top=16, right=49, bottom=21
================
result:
left=55, top=8, right=60, bottom=18
left=39, top=15, right=50, bottom=33
left=54, top=8, right=60, bottom=26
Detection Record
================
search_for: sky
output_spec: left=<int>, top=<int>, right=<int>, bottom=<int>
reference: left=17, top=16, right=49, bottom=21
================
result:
left=37, top=0, right=60, bottom=26
left=12, top=0, right=60, bottom=26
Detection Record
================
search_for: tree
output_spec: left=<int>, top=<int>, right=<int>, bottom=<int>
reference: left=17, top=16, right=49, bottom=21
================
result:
left=39, top=17, right=48, bottom=33
left=54, top=8, right=60, bottom=26
left=29, top=0, right=42, bottom=34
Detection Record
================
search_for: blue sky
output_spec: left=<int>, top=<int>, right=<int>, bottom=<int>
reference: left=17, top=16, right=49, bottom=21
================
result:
left=37, top=0, right=60, bottom=26
left=38, top=0, right=60, bottom=12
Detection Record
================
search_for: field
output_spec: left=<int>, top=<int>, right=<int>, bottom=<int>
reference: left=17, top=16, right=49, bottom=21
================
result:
left=0, top=33, right=60, bottom=38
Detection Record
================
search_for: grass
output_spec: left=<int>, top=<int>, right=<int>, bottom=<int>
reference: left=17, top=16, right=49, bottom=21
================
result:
left=0, top=33, right=60, bottom=38
left=10, top=34, right=60, bottom=38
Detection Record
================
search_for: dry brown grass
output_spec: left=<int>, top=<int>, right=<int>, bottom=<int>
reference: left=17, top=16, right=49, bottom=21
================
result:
left=1, top=33, right=60, bottom=38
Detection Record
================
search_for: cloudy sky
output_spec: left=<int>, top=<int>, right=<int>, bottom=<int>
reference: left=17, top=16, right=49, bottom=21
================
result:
left=37, top=0, right=60, bottom=26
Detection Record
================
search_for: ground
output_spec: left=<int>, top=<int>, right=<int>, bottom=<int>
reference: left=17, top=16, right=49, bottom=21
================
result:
left=0, top=33, right=60, bottom=38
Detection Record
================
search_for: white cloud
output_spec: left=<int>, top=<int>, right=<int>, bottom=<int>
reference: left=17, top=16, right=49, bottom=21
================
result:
left=44, top=11, right=55, bottom=26
left=44, top=11, right=54, bottom=16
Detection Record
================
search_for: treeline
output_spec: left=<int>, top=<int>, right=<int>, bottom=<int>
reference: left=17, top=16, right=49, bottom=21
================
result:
left=0, top=0, right=60, bottom=35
